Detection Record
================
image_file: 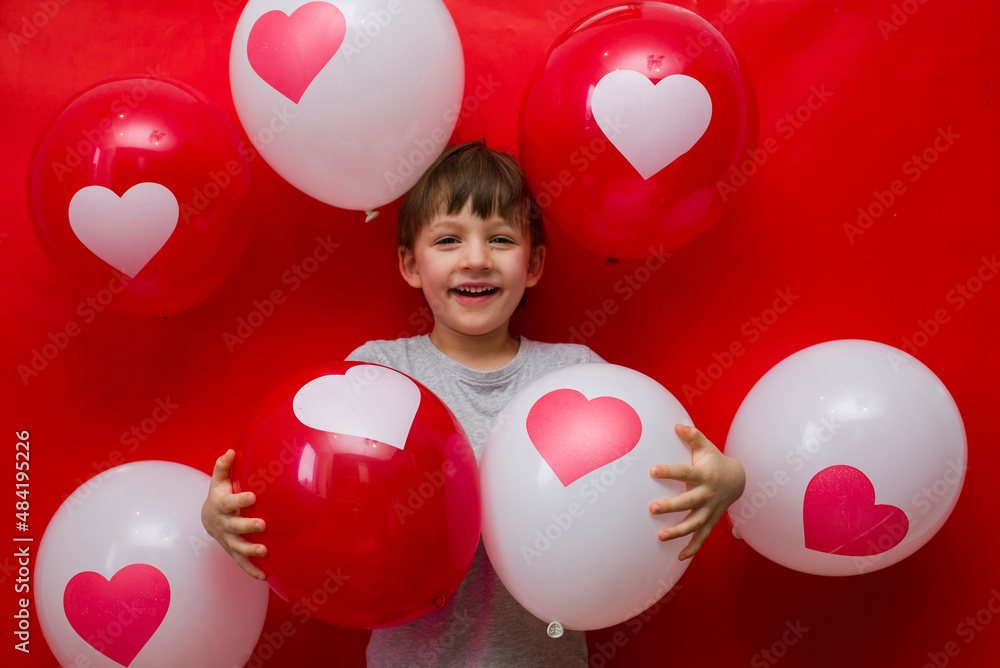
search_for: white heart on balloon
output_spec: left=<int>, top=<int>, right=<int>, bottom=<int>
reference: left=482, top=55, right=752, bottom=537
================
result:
left=293, top=365, right=421, bottom=450
left=68, top=182, right=179, bottom=278
left=591, top=71, right=712, bottom=180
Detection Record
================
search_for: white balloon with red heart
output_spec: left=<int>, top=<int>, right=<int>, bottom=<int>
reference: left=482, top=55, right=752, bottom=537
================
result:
left=480, top=363, right=693, bottom=632
left=36, top=461, right=269, bottom=667
left=725, top=339, right=967, bottom=576
left=230, top=0, right=464, bottom=212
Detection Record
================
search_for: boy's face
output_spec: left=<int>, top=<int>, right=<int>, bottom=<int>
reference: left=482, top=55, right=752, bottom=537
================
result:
left=398, top=201, right=545, bottom=341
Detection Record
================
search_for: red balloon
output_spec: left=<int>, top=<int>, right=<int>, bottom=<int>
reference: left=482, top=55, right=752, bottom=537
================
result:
left=28, top=77, right=253, bottom=316
left=232, top=361, right=481, bottom=629
left=519, top=3, right=755, bottom=258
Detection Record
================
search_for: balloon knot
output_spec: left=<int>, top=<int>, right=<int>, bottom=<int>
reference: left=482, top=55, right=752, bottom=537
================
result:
left=365, top=209, right=380, bottom=222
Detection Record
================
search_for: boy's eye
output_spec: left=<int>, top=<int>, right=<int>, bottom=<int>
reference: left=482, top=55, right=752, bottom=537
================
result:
left=434, top=237, right=459, bottom=245
left=490, top=236, right=515, bottom=244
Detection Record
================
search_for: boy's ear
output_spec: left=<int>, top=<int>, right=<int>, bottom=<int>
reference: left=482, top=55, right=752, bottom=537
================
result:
left=525, top=244, right=546, bottom=288
left=398, top=246, right=422, bottom=289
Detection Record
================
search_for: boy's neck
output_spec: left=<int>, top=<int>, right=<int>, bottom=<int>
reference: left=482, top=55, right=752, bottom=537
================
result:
left=429, top=326, right=521, bottom=372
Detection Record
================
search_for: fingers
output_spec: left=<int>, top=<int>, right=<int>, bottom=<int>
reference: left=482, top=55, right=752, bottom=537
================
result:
left=658, top=507, right=710, bottom=543
left=674, top=424, right=714, bottom=452
left=649, top=427, right=742, bottom=560
left=649, top=488, right=705, bottom=515
left=211, top=449, right=237, bottom=484
left=225, top=531, right=268, bottom=559
left=203, top=471, right=266, bottom=539
left=678, top=525, right=712, bottom=561
left=220, top=524, right=269, bottom=581
left=649, top=463, right=703, bottom=484
left=232, top=552, right=269, bottom=581
left=220, top=490, right=258, bottom=514
left=203, top=450, right=269, bottom=581
left=657, top=506, right=732, bottom=560
left=226, top=514, right=266, bottom=536
left=657, top=508, right=716, bottom=560
left=207, top=498, right=265, bottom=539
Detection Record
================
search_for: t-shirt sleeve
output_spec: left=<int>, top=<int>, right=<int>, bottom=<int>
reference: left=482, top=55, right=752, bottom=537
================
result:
left=556, top=342, right=607, bottom=365
left=344, top=340, right=387, bottom=365
left=532, top=340, right=608, bottom=369
left=585, top=346, right=607, bottom=364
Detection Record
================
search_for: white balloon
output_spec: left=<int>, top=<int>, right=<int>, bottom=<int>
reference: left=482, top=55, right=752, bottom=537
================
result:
left=36, top=461, right=269, bottom=667
left=230, top=0, right=464, bottom=211
left=481, top=363, right=693, bottom=631
left=725, top=339, right=967, bottom=576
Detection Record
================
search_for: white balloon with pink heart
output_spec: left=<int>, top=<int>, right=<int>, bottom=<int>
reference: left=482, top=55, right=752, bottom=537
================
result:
left=35, top=462, right=269, bottom=667
left=229, top=0, right=465, bottom=214
left=480, top=363, right=694, bottom=632
left=725, top=339, right=967, bottom=576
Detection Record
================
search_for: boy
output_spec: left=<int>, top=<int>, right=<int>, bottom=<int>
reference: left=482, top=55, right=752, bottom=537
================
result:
left=202, top=141, right=746, bottom=666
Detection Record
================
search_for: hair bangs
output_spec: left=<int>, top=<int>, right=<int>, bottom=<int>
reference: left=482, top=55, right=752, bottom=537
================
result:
left=397, top=140, right=545, bottom=250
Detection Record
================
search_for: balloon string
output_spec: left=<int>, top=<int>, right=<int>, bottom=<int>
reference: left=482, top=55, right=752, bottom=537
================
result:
left=365, top=209, right=380, bottom=223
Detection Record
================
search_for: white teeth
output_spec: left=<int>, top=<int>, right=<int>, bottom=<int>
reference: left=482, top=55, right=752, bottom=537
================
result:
left=456, top=286, right=494, bottom=294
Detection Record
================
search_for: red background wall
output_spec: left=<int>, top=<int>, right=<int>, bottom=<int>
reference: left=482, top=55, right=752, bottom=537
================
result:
left=3, top=1, right=999, bottom=666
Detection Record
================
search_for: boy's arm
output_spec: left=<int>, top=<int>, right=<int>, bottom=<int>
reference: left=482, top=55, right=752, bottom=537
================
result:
left=201, top=449, right=270, bottom=580
left=648, top=424, right=746, bottom=560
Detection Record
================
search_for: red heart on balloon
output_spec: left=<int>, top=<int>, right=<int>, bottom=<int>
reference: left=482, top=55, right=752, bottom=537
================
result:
left=803, top=465, right=909, bottom=556
left=526, top=389, right=642, bottom=486
left=63, top=564, right=171, bottom=667
left=247, top=2, right=347, bottom=104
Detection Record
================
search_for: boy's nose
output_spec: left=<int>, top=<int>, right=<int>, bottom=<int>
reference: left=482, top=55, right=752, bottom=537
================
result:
left=460, top=240, right=493, bottom=270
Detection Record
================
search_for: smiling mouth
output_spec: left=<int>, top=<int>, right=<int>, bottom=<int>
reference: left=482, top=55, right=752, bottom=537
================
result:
left=452, top=286, right=498, bottom=297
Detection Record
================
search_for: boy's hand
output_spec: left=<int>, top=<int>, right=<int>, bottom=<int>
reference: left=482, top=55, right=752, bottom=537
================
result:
left=201, top=449, right=269, bottom=580
left=648, top=424, right=746, bottom=560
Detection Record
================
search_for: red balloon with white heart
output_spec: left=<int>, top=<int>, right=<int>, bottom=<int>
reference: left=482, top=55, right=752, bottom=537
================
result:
left=28, top=77, right=253, bottom=317
left=724, top=340, right=967, bottom=576
left=232, top=361, right=481, bottom=628
left=480, top=363, right=692, bottom=631
left=519, top=2, right=755, bottom=258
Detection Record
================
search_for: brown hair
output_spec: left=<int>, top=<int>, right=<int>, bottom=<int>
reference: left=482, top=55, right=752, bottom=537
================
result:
left=397, top=140, right=546, bottom=250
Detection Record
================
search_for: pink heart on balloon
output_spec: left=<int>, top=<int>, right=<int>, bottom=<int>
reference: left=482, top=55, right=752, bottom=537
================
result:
left=63, top=564, right=171, bottom=667
left=247, top=2, right=347, bottom=103
left=526, top=389, right=642, bottom=486
left=803, top=465, right=909, bottom=556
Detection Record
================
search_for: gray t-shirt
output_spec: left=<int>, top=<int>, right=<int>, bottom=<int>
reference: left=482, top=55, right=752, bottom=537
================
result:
left=346, top=335, right=605, bottom=668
